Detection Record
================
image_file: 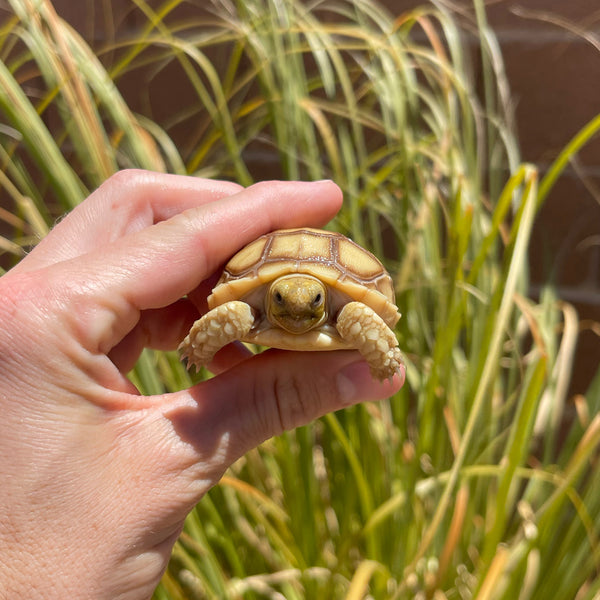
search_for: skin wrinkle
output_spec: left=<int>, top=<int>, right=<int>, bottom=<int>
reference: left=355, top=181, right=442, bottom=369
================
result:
left=272, top=369, right=313, bottom=433
left=107, top=171, right=165, bottom=230
left=182, top=349, right=379, bottom=463
left=147, top=170, right=243, bottom=211
left=0, top=280, right=79, bottom=397
left=2, top=269, right=64, bottom=311
left=161, top=374, right=263, bottom=484
left=159, top=210, right=214, bottom=282
left=191, top=360, right=281, bottom=457
left=109, top=300, right=200, bottom=375
left=36, top=278, right=150, bottom=395
left=52, top=271, right=135, bottom=361
left=90, top=212, right=213, bottom=315
left=10, top=427, right=106, bottom=543
left=162, top=392, right=235, bottom=472
left=255, top=366, right=287, bottom=437
left=20, top=278, right=136, bottom=401
left=98, top=170, right=240, bottom=233
left=2, top=266, right=127, bottom=368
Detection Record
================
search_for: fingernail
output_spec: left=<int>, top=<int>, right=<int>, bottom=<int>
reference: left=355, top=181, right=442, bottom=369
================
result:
left=336, top=360, right=403, bottom=405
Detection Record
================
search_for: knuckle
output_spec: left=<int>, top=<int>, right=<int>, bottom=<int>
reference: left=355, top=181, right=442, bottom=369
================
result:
left=0, top=271, right=51, bottom=359
left=104, top=168, right=150, bottom=190
left=91, top=169, right=154, bottom=219
left=247, top=180, right=289, bottom=205
left=247, top=180, right=275, bottom=195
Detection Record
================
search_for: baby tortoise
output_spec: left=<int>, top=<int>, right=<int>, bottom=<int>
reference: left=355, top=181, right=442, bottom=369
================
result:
left=179, top=227, right=403, bottom=381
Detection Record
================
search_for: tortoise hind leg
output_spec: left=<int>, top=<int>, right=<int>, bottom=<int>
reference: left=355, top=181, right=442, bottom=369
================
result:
left=336, top=301, right=403, bottom=382
left=179, top=301, right=255, bottom=371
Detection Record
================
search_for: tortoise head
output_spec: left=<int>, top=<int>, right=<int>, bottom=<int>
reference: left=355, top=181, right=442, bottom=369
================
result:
left=267, top=274, right=327, bottom=334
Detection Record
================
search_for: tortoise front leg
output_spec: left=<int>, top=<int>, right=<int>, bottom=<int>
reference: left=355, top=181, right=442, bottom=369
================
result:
left=336, top=301, right=403, bottom=382
left=179, top=301, right=255, bottom=370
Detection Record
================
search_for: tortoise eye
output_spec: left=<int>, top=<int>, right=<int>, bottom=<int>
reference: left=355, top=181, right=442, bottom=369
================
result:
left=312, top=292, right=323, bottom=306
left=274, top=290, right=284, bottom=304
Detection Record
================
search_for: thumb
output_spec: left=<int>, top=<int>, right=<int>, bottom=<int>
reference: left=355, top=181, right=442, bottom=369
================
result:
left=164, top=350, right=404, bottom=469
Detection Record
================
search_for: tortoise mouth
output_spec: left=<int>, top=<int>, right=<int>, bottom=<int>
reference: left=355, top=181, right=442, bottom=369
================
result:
left=272, top=313, right=324, bottom=334
left=267, top=274, right=328, bottom=335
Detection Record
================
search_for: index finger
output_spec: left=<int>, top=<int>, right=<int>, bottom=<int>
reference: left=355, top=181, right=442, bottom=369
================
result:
left=52, top=179, right=343, bottom=312
left=15, top=171, right=244, bottom=274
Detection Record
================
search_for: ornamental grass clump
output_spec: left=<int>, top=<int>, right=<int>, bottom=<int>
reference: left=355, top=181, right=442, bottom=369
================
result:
left=0, top=0, right=599, bottom=598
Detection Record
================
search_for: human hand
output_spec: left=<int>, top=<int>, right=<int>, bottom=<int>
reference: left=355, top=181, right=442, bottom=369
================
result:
left=0, top=171, right=404, bottom=599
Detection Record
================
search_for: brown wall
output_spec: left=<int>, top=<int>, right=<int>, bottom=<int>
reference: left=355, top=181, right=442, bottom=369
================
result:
left=21, top=1, right=600, bottom=393
left=484, top=0, right=600, bottom=395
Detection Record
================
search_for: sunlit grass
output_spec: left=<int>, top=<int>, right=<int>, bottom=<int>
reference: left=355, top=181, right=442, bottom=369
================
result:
left=1, top=0, right=599, bottom=598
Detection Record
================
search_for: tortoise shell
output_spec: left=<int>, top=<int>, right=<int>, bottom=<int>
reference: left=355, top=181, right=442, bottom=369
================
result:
left=208, top=228, right=400, bottom=328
